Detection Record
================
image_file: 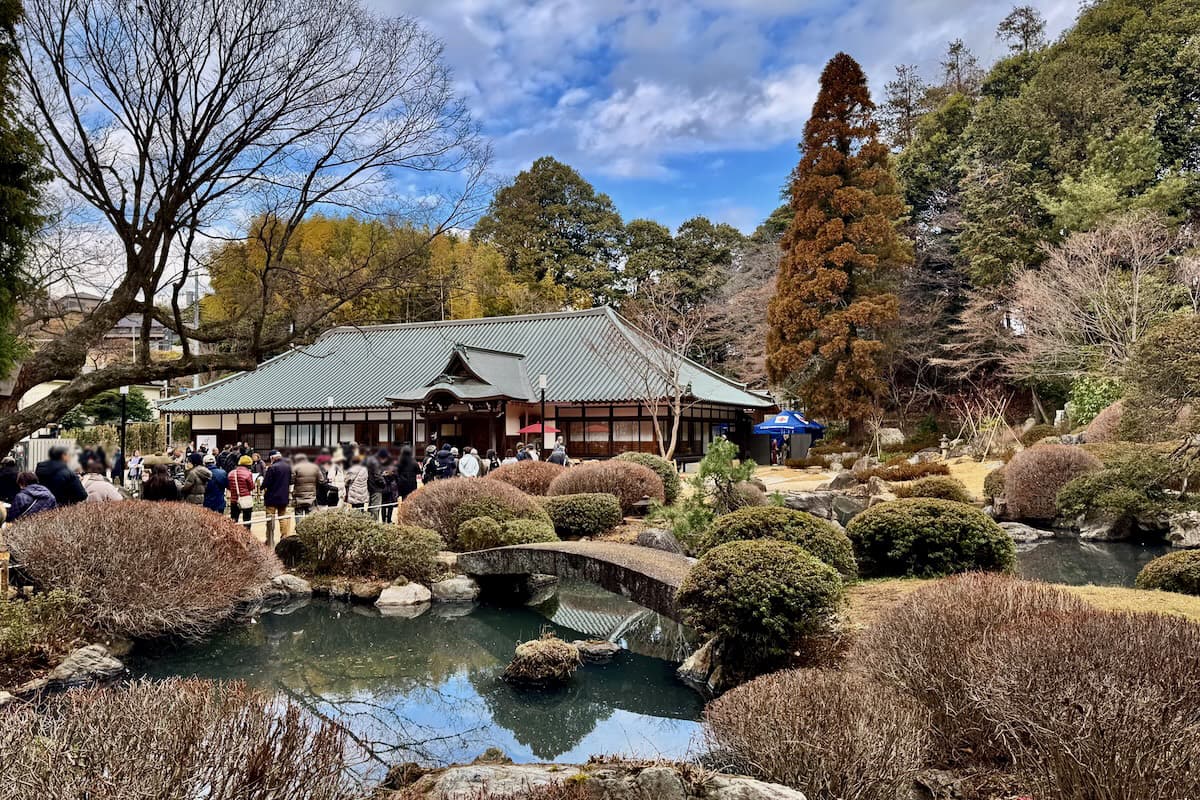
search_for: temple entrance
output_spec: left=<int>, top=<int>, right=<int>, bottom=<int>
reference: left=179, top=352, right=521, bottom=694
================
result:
left=425, top=413, right=502, bottom=453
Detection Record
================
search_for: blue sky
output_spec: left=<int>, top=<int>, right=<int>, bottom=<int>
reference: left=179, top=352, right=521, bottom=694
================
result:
left=380, top=0, right=1078, bottom=233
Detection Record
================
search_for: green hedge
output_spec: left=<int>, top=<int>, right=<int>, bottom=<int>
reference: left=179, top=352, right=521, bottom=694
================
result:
left=677, top=540, right=843, bottom=665
left=541, top=493, right=623, bottom=539
left=846, top=498, right=1015, bottom=578
left=457, top=516, right=558, bottom=550
left=295, top=509, right=442, bottom=581
left=703, top=506, right=857, bottom=579
left=615, top=452, right=682, bottom=504
left=1136, top=551, right=1200, bottom=595
left=894, top=475, right=973, bottom=504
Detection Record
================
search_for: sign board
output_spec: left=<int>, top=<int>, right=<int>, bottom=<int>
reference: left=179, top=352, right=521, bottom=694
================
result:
left=196, top=434, right=218, bottom=452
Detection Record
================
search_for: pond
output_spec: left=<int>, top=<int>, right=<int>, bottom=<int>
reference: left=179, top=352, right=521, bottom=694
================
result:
left=1015, top=537, right=1170, bottom=586
left=131, top=580, right=704, bottom=768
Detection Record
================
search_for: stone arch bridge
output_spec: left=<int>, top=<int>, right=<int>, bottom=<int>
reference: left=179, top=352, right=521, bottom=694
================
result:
left=456, top=541, right=693, bottom=622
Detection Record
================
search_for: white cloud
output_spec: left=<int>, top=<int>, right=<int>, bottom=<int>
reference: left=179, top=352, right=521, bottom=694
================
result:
left=373, top=0, right=1080, bottom=178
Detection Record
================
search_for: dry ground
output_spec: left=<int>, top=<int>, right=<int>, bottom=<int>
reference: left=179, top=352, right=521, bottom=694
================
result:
left=845, top=577, right=1200, bottom=630
left=753, top=458, right=1004, bottom=501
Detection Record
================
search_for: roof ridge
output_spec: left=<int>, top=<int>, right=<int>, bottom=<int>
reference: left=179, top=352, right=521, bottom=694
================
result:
left=326, top=307, right=609, bottom=334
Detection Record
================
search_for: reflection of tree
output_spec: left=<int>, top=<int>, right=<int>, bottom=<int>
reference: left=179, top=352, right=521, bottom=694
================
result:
left=133, top=597, right=703, bottom=767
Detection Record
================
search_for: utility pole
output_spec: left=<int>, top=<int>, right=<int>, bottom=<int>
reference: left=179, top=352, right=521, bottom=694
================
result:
left=119, top=385, right=129, bottom=457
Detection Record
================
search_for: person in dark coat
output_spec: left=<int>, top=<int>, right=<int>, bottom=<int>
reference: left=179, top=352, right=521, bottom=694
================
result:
left=0, top=456, right=19, bottom=504
left=364, top=448, right=387, bottom=520
left=110, top=448, right=125, bottom=487
left=262, top=450, right=292, bottom=545
left=141, top=464, right=181, bottom=502
left=8, top=472, right=57, bottom=521
left=35, top=445, right=87, bottom=506
left=395, top=446, right=420, bottom=500
left=379, top=454, right=399, bottom=523
left=421, top=445, right=438, bottom=485
left=203, top=453, right=228, bottom=514
left=434, top=444, right=457, bottom=480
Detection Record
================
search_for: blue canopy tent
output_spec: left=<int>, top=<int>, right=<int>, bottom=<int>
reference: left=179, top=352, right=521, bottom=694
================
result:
left=754, top=410, right=825, bottom=439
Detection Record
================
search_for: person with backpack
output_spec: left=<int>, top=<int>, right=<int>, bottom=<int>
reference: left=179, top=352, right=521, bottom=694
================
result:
left=434, top=444, right=457, bottom=480
left=421, top=445, right=438, bottom=485
left=548, top=443, right=569, bottom=466
left=8, top=472, right=57, bottom=521
left=485, top=448, right=501, bottom=474
left=316, top=453, right=344, bottom=509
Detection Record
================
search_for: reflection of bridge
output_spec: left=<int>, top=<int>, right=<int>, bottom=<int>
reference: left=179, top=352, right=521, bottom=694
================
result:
left=457, top=541, right=693, bottom=623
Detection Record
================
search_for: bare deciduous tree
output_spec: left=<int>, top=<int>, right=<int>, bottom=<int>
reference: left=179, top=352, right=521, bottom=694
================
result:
left=1005, top=212, right=1180, bottom=382
left=596, top=284, right=713, bottom=460
left=0, top=0, right=489, bottom=452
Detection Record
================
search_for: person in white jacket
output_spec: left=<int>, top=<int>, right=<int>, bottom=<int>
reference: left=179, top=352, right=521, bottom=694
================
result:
left=82, top=462, right=124, bottom=502
left=344, top=454, right=370, bottom=510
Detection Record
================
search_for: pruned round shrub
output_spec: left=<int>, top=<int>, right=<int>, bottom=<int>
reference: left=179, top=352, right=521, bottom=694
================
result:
left=354, top=525, right=443, bottom=582
left=1085, top=400, right=1124, bottom=443
left=456, top=515, right=558, bottom=550
left=1136, top=550, right=1200, bottom=595
left=703, top=506, right=856, bottom=579
left=1020, top=423, right=1059, bottom=447
left=982, top=466, right=1006, bottom=502
left=0, top=678, right=357, bottom=799
left=845, top=498, right=1015, bottom=578
left=855, top=574, right=1200, bottom=799
left=894, top=475, right=973, bottom=504
left=704, top=668, right=929, bottom=798
left=1004, top=444, right=1102, bottom=520
left=541, top=493, right=623, bottom=539
left=1055, top=452, right=1174, bottom=522
left=1120, top=314, right=1200, bottom=442
left=486, top=460, right=566, bottom=495
left=615, top=451, right=681, bottom=503
left=400, top=477, right=552, bottom=550
left=294, top=509, right=377, bottom=574
left=6, top=502, right=279, bottom=640
left=546, top=460, right=664, bottom=514
left=677, top=540, right=843, bottom=664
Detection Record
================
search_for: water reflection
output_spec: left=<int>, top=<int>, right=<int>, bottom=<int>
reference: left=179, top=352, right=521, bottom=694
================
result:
left=132, top=584, right=703, bottom=767
left=1016, top=537, right=1170, bottom=586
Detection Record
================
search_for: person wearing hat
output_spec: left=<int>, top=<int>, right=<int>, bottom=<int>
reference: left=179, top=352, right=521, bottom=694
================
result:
left=262, top=450, right=292, bottom=545
left=229, top=455, right=257, bottom=528
left=203, top=452, right=228, bottom=514
left=421, top=445, right=438, bottom=485
left=181, top=451, right=212, bottom=505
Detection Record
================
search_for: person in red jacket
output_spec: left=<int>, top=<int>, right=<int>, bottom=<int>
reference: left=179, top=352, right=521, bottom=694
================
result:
left=228, top=455, right=257, bottom=529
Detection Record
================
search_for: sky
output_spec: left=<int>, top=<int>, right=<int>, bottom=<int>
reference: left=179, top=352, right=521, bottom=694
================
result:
left=378, top=0, right=1079, bottom=233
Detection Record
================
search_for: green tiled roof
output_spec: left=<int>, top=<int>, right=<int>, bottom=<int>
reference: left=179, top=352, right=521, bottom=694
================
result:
left=158, top=307, right=773, bottom=413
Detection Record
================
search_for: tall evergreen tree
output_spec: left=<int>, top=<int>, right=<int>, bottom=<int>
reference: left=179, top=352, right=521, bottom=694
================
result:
left=0, top=0, right=48, bottom=380
left=766, top=53, right=911, bottom=441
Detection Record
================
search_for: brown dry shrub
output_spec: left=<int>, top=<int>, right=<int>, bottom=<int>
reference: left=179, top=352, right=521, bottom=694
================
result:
left=1084, top=399, right=1124, bottom=443
left=486, top=460, right=566, bottom=495
left=858, top=461, right=949, bottom=482
left=399, top=477, right=551, bottom=550
left=547, top=461, right=665, bottom=514
left=0, top=678, right=358, bottom=800
left=5, top=502, right=280, bottom=640
left=704, top=668, right=929, bottom=800
left=1003, top=444, right=1101, bottom=520
left=855, top=573, right=1200, bottom=800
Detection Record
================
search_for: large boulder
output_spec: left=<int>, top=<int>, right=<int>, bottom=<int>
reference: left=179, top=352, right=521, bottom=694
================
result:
left=1000, top=522, right=1052, bottom=543
left=822, top=471, right=857, bottom=491
left=19, top=644, right=125, bottom=695
left=783, top=491, right=834, bottom=520
left=873, top=427, right=905, bottom=447
left=271, top=573, right=312, bottom=597
left=1076, top=510, right=1132, bottom=541
left=831, top=494, right=869, bottom=527
left=637, top=527, right=685, bottom=555
left=573, top=639, right=622, bottom=663
left=1168, top=511, right=1200, bottom=549
left=376, top=581, right=432, bottom=608
left=404, top=762, right=807, bottom=800
left=430, top=575, right=481, bottom=603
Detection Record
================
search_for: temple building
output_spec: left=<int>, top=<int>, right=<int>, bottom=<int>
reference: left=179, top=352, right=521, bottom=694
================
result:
left=157, top=308, right=773, bottom=460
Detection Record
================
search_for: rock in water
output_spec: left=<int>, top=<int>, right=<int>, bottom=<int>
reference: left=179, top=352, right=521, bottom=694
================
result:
left=376, top=581, right=433, bottom=608
left=637, top=527, right=685, bottom=555
left=430, top=575, right=481, bottom=603
left=271, top=573, right=313, bottom=597
left=572, top=639, right=621, bottom=663
left=1168, top=511, right=1200, bottom=549
left=502, top=634, right=581, bottom=687
left=18, top=644, right=126, bottom=694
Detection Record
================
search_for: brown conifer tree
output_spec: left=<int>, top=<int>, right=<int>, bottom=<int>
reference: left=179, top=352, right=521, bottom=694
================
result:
left=766, top=52, right=911, bottom=442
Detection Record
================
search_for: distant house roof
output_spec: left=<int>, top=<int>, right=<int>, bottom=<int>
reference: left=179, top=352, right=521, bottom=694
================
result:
left=158, top=307, right=772, bottom=413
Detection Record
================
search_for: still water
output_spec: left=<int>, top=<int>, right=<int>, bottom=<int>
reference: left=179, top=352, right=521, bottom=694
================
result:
left=1016, top=537, right=1170, bottom=586
left=132, top=581, right=704, bottom=767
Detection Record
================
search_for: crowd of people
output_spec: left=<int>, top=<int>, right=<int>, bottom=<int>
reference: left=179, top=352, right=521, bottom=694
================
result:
left=0, top=438, right=571, bottom=544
